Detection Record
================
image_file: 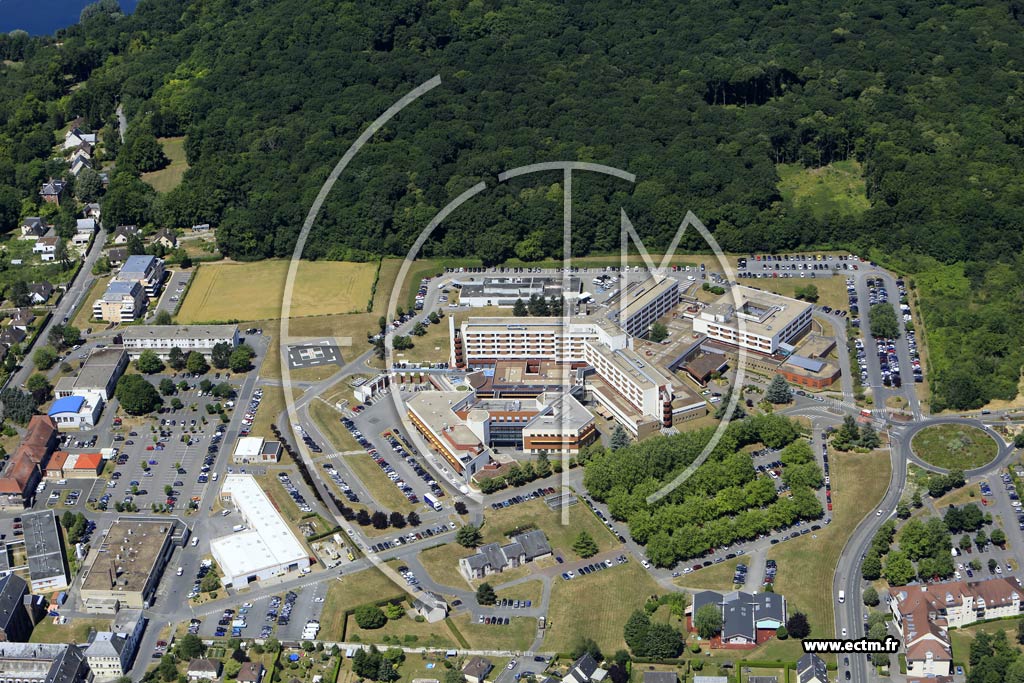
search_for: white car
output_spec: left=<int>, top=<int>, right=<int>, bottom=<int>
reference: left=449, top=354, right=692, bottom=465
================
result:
left=507, top=661, right=517, bottom=670
left=641, top=560, right=652, bottom=569
left=841, top=628, right=847, bottom=637
left=176, top=567, right=184, bottom=576
left=191, top=537, right=199, bottom=547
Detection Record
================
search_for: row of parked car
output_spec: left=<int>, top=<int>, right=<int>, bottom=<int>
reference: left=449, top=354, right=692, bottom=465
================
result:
left=321, top=463, right=359, bottom=504
left=561, top=555, right=628, bottom=580
left=238, top=387, right=263, bottom=438
left=363, top=522, right=457, bottom=554
left=277, top=473, right=312, bottom=513
left=385, top=430, right=443, bottom=500
left=490, top=487, right=557, bottom=509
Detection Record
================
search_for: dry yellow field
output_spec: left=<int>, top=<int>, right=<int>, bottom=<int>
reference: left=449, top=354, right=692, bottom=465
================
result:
left=176, top=260, right=380, bottom=322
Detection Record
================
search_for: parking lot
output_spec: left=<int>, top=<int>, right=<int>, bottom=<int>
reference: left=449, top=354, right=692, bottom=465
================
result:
left=736, top=253, right=856, bottom=279
left=153, top=270, right=192, bottom=317
left=191, top=582, right=329, bottom=641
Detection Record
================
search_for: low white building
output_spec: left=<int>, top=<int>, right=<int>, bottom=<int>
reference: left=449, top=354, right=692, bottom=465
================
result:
left=47, top=396, right=101, bottom=430
left=211, top=475, right=310, bottom=587
left=231, top=436, right=282, bottom=464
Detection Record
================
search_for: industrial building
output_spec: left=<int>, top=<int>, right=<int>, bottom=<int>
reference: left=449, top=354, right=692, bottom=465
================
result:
left=211, top=475, right=310, bottom=587
left=457, top=276, right=582, bottom=307
left=121, top=325, right=239, bottom=358
left=79, top=519, right=180, bottom=613
left=0, top=643, right=90, bottom=683
left=47, top=397, right=101, bottom=430
left=55, top=347, right=128, bottom=405
left=22, top=511, right=70, bottom=593
left=691, top=286, right=813, bottom=354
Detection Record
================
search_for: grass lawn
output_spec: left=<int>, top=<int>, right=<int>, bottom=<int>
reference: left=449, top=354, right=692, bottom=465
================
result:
left=740, top=273, right=851, bottom=314
left=341, top=451, right=416, bottom=514
left=177, top=260, right=379, bottom=323
left=141, top=137, right=189, bottom=193
left=418, top=543, right=473, bottom=590
left=30, top=617, right=109, bottom=644
left=392, top=318, right=451, bottom=365
left=309, top=399, right=362, bottom=452
left=495, top=579, right=544, bottom=605
left=321, top=567, right=407, bottom=640
left=777, top=160, right=870, bottom=218
left=482, top=498, right=620, bottom=559
left=675, top=557, right=741, bottom=591
left=345, top=611, right=457, bottom=648
left=949, top=616, right=1024, bottom=672
left=450, top=612, right=537, bottom=651
left=249, top=384, right=301, bottom=443
left=766, top=448, right=891, bottom=651
left=72, top=275, right=111, bottom=329
left=934, top=485, right=982, bottom=510
left=911, top=424, right=998, bottom=470
left=256, top=474, right=309, bottom=526
left=543, top=561, right=661, bottom=653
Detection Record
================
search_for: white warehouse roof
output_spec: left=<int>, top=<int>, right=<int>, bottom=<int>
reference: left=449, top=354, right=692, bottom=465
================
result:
left=211, top=475, right=308, bottom=580
left=232, top=437, right=265, bottom=459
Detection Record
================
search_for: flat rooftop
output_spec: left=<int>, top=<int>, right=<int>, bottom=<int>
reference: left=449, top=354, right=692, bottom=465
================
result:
left=616, top=275, right=679, bottom=320
left=66, top=347, right=126, bottom=389
left=406, top=391, right=482, bottom=461
left=82, top=518, right=174, bottom=593
left=702, top=286, right=811, bottom=336
left=212, top=475, right=308, bottom=577
left=22, top=511, right=67, bottom=585
left=524, top=392, right=593, bottom=433
left=588, top=341, right=676, bottom=391
left=122, top=325, right=238, bottom=342
left=461, top=315, right=621, bottom=337
left=460, top=276, right=581, bottom=299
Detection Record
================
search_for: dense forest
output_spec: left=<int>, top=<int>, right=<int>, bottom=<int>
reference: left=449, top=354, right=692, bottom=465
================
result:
left=2, top=0, right=1024, bottom=409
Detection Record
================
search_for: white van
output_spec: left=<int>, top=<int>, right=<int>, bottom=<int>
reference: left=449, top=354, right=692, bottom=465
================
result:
left=838, top=590, right=845, bottom=604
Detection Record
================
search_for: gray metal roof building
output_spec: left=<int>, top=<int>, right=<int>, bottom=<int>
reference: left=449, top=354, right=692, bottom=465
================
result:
left=21, top=511, right=69, bottom=593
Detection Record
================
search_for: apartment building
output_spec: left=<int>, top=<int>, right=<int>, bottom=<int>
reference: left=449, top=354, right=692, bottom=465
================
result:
left=92, top=281, right=145, bottom=323
left=120, top=325, right=239, bottom=358
left=113, top=255, right=164, bottom=298
left=889, top=578, right=1023, bottom=678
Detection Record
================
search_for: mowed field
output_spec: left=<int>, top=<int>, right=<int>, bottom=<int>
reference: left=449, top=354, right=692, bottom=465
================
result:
left=141, top=137, right=189, bottom=193
left=543, top=560, right=661, bottom=653
left=176, top=260, right=379, bottom=322
left=777, top=159, right=870, bottom=218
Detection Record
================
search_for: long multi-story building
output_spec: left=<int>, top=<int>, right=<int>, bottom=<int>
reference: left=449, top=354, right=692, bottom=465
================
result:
left=80, top=518, right=181, bottom=613
left=608, top=275, right=680, bottom=337
left=691, top=286, right=812, bottom=354
left=120, top=325, right=239, bottom=359
left=22, top=511, right=70, bottom=593
left=889, top=578, right=1023, bottom=678
left=452, top=316, right=626, bottom=368
left=0, top=643, right=90, bottom=683
left=406, top=391, right=491, bottom=479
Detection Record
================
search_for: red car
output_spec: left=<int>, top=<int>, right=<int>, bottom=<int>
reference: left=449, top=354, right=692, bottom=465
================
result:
left=145, top=446, right=155, bottom=451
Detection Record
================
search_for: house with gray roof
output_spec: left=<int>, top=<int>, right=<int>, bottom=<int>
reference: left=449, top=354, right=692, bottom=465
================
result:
left=563, top=653, right=607, bottom=683
left=0, top=574, right=38, bottom=642
left=688, top=590, right=787, bottom=648
left=796, top=653, right=828, bottom=683
left=26, top=283, right=53, bottom=305
left=0, top=643, right=90, bottom=683
left=461, top=657, right=493, bottom=683
left=19, top=218, right=49, bottom=240
left=458, top=529, right=551, bottom=580
left=114, top=255, right=165, bottom=297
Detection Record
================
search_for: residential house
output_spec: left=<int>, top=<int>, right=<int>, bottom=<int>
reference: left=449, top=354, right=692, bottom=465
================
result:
left=563, top=653, right=607, bottom=683
left=411, top=591, right=448, bottom=623
left=689, top=590, right=788, bottom=648
left=69, top=151, right=92, bottom=177
left=76, top=218, right=97, bottom=235
left=642, top=674, right=677, bottom=683
left=188, top=659, right=222, bottom=681
left=236, top=663, right=264, bottom=683
left=19, top=218, right=48, bottom=240
left=153, top=228, right=177, bottom=250
left=111, top=225, right=139, bottom=245
left=106, top=247, right=129, bottom=267
left=461, top=657, right=493, bottom=683
left=83, top=203, right=101, bottom=221
left=33, top=237, right=58, bottom=262
left=38, top=179, right=66, bottom=206
left=889, top=578, right=1023, bottom=678
left=63, top=127, right=97, bottom=150
left=26, top=283, right=54, bottom=305
left=92, top=281, right=146, bottom=323
left=795, top=654, right=828, bottom=683
left=114, top=255, right=165, bottom=297
left=10, top=309, right=36, bottom=331
left=458, top=529, right=552, bottom=580
left=0, top=327, right=26, bottom=349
